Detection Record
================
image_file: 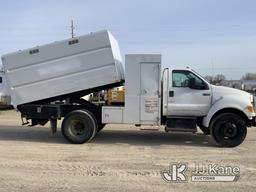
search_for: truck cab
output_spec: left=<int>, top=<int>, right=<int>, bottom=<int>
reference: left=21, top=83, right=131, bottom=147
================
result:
left=162, top=67, right=255, bottom=147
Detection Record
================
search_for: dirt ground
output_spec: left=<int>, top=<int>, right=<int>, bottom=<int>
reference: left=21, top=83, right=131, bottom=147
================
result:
left=0, top=109, right=255, bottom=192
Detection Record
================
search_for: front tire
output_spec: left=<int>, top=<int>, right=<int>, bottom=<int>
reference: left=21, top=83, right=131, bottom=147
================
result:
left=61, top=110, right=98, bottom=144
left=210, top=113, right=247, bottom=147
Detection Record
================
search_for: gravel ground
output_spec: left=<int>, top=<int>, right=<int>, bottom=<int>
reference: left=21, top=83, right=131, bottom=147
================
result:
left=0, top=109, right=255, bottom=192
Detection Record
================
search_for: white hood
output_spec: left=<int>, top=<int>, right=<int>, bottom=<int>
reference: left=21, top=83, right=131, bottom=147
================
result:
left=211, top=85, right=251, bottom=103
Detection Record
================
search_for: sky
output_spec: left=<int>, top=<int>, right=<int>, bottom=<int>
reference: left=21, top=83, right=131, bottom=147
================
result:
left=0, top=0, right=256, bottom=79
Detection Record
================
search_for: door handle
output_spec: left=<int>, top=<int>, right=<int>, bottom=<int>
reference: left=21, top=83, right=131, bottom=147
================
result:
left=202, top=93, right=211, bottom=96
left=169, top=91, right=174, bottom=97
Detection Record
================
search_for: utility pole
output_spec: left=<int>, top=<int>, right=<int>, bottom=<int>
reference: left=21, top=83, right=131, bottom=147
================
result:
left=71, top=20, right=75, bottom=38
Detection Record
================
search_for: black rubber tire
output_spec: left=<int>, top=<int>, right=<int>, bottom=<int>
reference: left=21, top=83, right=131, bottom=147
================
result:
left=61, top=110, right=98, bottom=144
left=210, top=113, right=247, bottom=147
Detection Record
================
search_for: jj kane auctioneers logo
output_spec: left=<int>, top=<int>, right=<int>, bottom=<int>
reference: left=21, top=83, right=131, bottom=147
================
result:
left=161, top=163, right=240, bottom=183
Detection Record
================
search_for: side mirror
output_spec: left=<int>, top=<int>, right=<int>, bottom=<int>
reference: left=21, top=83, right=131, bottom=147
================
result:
left=188, top=78, right=196, bottom=89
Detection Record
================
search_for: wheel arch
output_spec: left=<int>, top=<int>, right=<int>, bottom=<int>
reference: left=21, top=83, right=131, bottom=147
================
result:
left=70, top=98, right=102, bottom=122
left=203, top=107, right=248, bottom=128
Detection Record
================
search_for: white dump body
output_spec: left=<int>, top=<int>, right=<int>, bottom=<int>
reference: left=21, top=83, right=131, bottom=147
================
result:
left=1, top=30, right=124, bottom=107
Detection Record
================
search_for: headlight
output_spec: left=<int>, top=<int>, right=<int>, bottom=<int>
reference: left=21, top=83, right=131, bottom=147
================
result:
left=247, top=105, right=255, bottom=113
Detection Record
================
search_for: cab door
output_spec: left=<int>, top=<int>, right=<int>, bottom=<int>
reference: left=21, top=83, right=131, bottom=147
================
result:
left=167, top=70, right=212, bottom=116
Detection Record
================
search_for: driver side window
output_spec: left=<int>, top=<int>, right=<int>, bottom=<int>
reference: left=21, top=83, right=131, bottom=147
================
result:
left=172, top=71, right=189, bottom=87
left=172, top=70, right=208, bottom=90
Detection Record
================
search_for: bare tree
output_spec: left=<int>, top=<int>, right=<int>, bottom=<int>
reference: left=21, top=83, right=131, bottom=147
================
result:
left=204, top=74, right=226, bottom=85
left=204, top=75, right=214, bottom=83
left=241, top=73, right=256, bottom=80
left=214, top=74, right=226, bottom=84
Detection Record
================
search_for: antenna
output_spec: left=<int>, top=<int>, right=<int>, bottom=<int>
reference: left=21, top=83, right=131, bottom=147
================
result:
left=71, top=20, right=75, bottom=38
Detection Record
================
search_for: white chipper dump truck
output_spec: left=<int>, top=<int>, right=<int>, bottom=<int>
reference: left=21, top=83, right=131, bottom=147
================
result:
left=1, top=30, right=255, bottom=147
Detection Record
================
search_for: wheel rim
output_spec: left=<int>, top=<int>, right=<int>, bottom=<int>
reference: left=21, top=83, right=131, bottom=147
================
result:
left=219, top=120, right=239, bottom=140
left=69, top=117, right=87, bottom=137
left=223, top=122, right=238, bottom=139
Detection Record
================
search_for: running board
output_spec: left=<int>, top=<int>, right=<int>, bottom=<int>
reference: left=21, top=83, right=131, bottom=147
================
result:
left=165, top=117, right=197, bottom=133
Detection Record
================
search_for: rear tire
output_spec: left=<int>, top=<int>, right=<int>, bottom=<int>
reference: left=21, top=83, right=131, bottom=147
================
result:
left=61, top=110, right=98, bottom=144
left=210, top=113, right=247, bottom=147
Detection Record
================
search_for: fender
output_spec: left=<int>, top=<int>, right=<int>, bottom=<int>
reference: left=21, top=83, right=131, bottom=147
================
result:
left=202, top=95, right=250, bottom=127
